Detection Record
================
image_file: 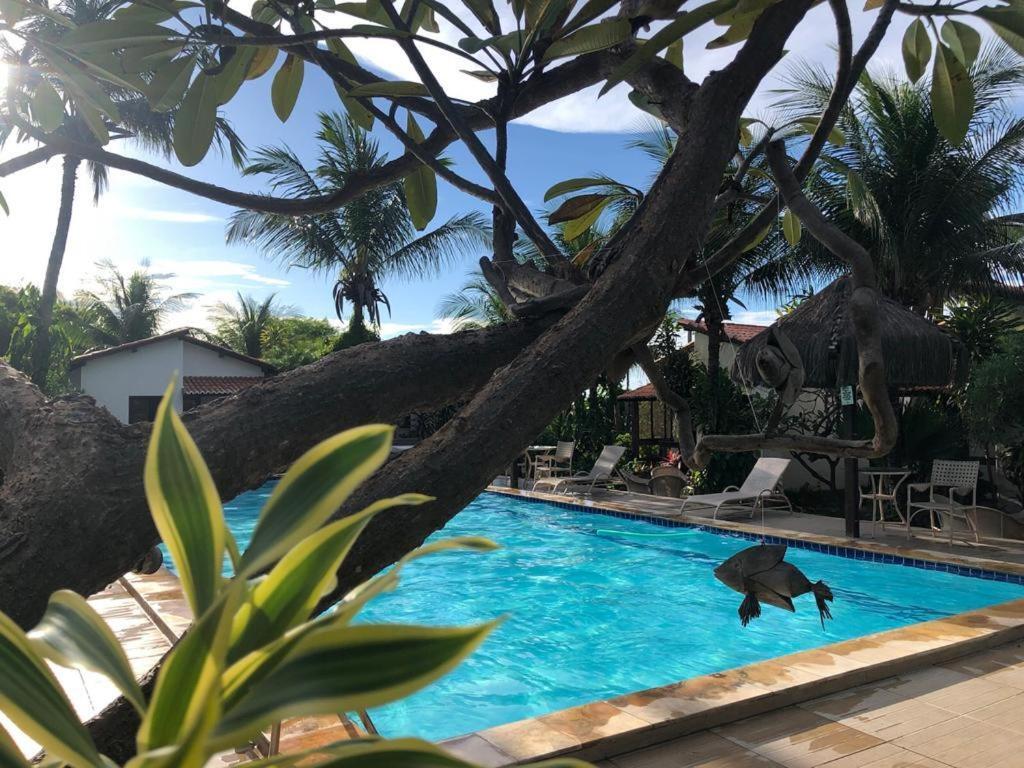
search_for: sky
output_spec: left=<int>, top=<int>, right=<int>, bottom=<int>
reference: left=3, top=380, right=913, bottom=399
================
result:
left=0, top=3, right=925, bottom=338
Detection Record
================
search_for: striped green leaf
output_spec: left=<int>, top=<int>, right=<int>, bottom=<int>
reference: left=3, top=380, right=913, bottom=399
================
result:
left=144, top=381, right=225, bottom=614
left=239, top=425, right=394, bottom=576
left=137, top=584, right=242, bottom=754
left=215, top=622, right=498, bottom=747
left=29, top=590, right=145, bottom=713
left=271, top=53, right=304, bottom=122
left=543, top=176, right=607, bottom=202
left=229, top=493, right=430, bottom=661
left=403, top=112, right=437, bottom=231
left=0, top=611, right=103, bottom=767
left=0, top=724, right=29, bottom=768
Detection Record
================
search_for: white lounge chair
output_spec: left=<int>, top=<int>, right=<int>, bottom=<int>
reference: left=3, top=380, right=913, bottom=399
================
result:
left=680, top=457, right=793, bottom=519
left=533, top=445, right=626, bottom=494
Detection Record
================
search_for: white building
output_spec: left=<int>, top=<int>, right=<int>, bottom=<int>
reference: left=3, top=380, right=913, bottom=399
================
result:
left=70, top=328, right=276, bottom=424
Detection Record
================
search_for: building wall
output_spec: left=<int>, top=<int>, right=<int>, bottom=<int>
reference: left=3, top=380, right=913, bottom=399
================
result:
left=76, top=339, right=265, bottom=423
left=181, top=341, right=266, bottom=377
left=687, top=333, right=739, bottom=371
left=76, top=339, right=185, bottom=422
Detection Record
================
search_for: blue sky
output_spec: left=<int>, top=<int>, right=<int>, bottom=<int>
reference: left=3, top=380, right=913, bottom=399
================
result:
left=0, top=3, right=922, bottom=337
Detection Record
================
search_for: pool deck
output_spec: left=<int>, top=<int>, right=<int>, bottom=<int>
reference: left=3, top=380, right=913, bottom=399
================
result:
left=7, top=488, right=1024, bottom=766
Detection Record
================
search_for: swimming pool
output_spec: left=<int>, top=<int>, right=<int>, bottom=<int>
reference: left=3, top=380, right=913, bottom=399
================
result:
left=162, top=483, right=1024, bottom=742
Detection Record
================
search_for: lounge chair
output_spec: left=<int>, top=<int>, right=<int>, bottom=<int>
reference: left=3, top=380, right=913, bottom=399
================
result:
left=618, top=469, right=652, bottom=494
left=533, top=445, right=626, bottom=494
left=906, top=460, right=980, bottom=545
left=534, top=441, right=575, bottom=479
left=679, top=457, right=793, bottom=519
left=650, top=466, right=687, bottom=498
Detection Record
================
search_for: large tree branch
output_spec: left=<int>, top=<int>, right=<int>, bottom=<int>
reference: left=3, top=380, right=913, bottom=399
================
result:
left=0, top=319, right=555, bottom=630
left=676, top=0, right=896, bottom=294
left=0, top=145, right=58, bottom=177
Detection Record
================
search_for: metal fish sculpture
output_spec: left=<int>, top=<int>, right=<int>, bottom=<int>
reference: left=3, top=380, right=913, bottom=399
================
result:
left=714, top=543, right=834, bottom=628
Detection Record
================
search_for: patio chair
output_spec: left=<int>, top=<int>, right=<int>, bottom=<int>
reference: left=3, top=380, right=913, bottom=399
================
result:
left=618, top=469, right=652, bottom=494
left=533, top=445, right=626, bottom=494
left=679, top=457, right=793, bottom=519
left=534, top=441, right=575, bottom=479
left=906, top=460, right=980, bottom=545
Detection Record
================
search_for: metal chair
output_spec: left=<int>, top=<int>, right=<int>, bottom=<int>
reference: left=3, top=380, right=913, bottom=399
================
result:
left=906, top=460, right=980, bottom=545
left=534, top=441, right=575, bottom=479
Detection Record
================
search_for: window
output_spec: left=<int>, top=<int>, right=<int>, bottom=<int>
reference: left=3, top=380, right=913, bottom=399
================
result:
left=128, top=396, right=163, bottom=424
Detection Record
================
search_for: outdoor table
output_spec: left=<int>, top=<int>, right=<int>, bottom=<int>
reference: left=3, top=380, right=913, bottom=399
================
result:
left=510, top=445, right=555, bottom=488
left=859, top=467, right=911, bottom=535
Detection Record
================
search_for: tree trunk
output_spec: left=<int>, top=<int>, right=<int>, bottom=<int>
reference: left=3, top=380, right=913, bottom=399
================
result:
left=0, top=319, right=555, bottom=629
left=29, top=156, right=80, bottom=389
left=705, top=304, right=724, bottom=431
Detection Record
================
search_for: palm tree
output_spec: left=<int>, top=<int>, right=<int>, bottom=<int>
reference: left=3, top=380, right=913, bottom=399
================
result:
left=77, top=262, right=196, bottom=346
left=1, top=0, right=245, bottom=388
left=436, top=274, right=514, bottom=331
left=763, top=44, right=1024, bottom=314
left=226, top=113, right=490, bottom=344
left=210, top=293, right=288, bottom=359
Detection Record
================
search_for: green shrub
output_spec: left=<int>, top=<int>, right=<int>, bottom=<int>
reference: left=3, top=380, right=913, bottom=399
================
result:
left=0, top=383, right=585, bottom=768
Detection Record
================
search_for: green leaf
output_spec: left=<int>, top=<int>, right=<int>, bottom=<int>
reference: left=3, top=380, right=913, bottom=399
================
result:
left=601, top=0, right=737, bottom=96
left=562, top=0, right=620, bottom=35
left=901, top=18, right=931, bottom=84
left=172, top=71, right=220, bottom=166
left=544, top=18, right=631, bottom=60
left=0, top=0, right=25, bottom=24
left=975, top=6, right=1024, bottom=58
left=940, top=19, right=980, bottom=68
left=146, top=55, right=195, bottom=112
left=30, top=81, right=64, bottom=132
left=795, top=117, right=844, bottom=147
left=212, top=47, right=255, bottom=107
left=324, top=39, right=375, bottom=130
left=0, top=189, right=7, bottom=216
left=782, top=208, right=801, bottom=246
left=460, top=0, right=501, bottom=33
left=862, top=0, right=883, bottom=9
left=347, top=80, right=431, bottom=98
left=29, top=590, right=145, bottom=713
left=548, top=193, right=608, bottom=225
left=0, top=611, right=103, bottom=767
left=215, top=622, right=499, bottom=747
left=738, top=117, right=755, bottom=146
left=246, top=44, right=278, bottom=81
left=403, top=112, right=437, bottom=231
left=239, top=424, right=394, bottom=576
left=544, top=176, right=606, bottom=201
left=271, top=53, right=304, bottom=122
left=628, top=89, right=663, bottom=120
left=41, top=49, right=120, bottom=120
left=666, top=38, right=683, bottom=69
left=229, top=493, right=431, bottom=662
left=931, top=42, right=974, bottom=146
left=144, top=381, right=225, bottom=613
left=73, top=98, right=110, bottom=144
left=544, top=176, right=608, bottom=202
left=58, top=19, right=177, bottom=52
left=137, top=584, right=242, bottom=757
left=562, top=198, right=608, bottom=241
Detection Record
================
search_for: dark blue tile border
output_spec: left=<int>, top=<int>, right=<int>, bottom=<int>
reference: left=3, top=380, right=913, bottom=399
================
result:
left=487, top=490, right=1024, bottom=587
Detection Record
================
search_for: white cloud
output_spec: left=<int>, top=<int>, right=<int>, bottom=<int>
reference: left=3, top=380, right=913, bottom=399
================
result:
left=106, top=206, right=221, bottom=224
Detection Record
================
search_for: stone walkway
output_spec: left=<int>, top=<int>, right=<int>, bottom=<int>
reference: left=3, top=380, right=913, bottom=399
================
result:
left=597, top=639, right=1024, bottom=768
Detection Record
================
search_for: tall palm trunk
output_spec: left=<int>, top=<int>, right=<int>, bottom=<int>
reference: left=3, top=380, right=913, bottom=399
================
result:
left=30, top=156, right=80, bottom=388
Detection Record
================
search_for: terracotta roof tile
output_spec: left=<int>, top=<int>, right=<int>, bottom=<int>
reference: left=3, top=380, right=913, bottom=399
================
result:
left=183, top=376, right=263, bottom=396
left=617, top=383, right=658, bottom=401
left=678, top=318, right=767, bottom=343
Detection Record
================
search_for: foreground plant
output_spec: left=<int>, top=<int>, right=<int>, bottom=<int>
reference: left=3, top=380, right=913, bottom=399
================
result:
left=0, top=384, right=578, bottom=768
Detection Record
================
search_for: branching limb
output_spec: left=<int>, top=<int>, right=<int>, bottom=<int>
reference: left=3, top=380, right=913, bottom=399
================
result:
left=678, top=0, right=895, bottom=293
left=0, top=145, right=58, bottom=177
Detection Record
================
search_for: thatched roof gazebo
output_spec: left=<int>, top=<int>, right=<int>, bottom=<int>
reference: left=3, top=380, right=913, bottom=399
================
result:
left=733, top=277, right=968, bottom=392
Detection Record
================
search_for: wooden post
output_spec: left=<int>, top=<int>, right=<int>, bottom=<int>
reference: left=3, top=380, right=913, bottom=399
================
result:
left=839, top=336, right=860, bottom=538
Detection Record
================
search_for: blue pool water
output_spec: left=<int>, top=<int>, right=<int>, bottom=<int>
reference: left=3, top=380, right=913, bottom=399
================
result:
left=163, top=484, right=1024, bottom=741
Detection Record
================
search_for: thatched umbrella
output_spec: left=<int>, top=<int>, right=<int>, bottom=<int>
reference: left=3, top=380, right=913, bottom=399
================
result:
left=733, top=277, right=967, bottom=538
left=734, top=277, right=967, bottom=392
